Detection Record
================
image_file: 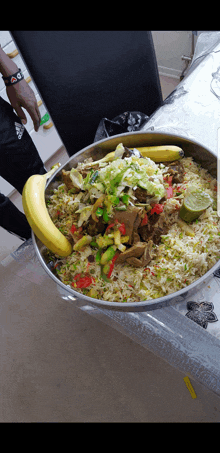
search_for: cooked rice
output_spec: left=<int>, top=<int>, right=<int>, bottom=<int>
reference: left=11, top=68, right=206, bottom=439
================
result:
left=47, top=155, right=220, bottom=303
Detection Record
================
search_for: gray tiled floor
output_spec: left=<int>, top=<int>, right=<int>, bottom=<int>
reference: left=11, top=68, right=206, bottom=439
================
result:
left=1, top=259, right=220, bottom=422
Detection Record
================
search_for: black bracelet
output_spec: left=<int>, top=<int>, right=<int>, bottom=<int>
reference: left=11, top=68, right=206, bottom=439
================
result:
left=2, top=68, right=24, bottom=86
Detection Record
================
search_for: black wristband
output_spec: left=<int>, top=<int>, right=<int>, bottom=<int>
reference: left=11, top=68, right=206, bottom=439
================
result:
left=2, top=68, right=24, bottom=86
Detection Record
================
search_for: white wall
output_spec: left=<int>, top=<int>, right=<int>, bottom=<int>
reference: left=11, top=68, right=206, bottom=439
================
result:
left=152, top=31, right=196, bottom=80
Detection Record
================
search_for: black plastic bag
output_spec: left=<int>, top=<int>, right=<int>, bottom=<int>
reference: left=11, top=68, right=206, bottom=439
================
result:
left=94, top=111, right=149, bottom=142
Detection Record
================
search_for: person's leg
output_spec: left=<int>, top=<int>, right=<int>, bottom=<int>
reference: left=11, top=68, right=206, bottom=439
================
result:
left=0, top=96, right=46, bottom=194
left=0, top=193, right=31, bottom=240
left=0, top=96, right=46, bottom=238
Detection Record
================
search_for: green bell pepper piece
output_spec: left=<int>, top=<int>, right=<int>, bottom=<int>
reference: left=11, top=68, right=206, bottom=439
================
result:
left=100, top=245, right=116, bottom=265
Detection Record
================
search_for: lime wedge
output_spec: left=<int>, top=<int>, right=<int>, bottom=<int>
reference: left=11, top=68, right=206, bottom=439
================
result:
left=179, top=188, right=213, bottom=222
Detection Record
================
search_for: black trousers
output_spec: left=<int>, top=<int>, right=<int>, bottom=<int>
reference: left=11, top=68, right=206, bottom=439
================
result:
left=0, top=97, right=46, bottom=240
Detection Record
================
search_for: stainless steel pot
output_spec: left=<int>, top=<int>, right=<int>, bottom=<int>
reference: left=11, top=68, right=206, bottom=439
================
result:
left=33, top=132, right=219, bottom=312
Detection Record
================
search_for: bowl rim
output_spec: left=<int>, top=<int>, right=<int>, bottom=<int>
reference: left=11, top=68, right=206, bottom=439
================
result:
left=32, top=130, right=219, bottom=311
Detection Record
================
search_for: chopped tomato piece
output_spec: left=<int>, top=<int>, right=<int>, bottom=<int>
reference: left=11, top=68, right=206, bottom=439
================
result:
left=150, top=204, right=164, bottom=215
left=119, top=223, right=126, bottom=235
left=76, top=277, right=93, bottom=288
left=166, top=186, right=173, bottom=199
left=72, top=274, right=94, bottom=288
left=141, top=213, right=148, bottom=226
left=168, top=175, right=173, bottom=186
left=70, top=224, right=77, bottom=234
left=163, top=175, right=172, bottom=186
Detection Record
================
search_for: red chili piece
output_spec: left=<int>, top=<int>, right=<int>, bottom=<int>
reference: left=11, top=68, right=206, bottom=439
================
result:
left=107, top=253, right=119, bottom=278
left=106, top=222, right=115, bottom=232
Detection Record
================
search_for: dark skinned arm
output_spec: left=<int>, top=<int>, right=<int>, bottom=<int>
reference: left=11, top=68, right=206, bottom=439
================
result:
left=0, top=45, right=41, bottom=131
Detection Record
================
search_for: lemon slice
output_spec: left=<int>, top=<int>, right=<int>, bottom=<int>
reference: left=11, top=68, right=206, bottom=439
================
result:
left=179, top=188, right=213, bottom=222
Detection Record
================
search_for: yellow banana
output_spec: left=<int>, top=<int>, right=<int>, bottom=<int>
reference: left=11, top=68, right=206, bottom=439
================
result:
left=22, top=164, right=72, bottom=257
left=131, top=145, right=184, bottom=162
left=85, top=145, right=184, bottom=167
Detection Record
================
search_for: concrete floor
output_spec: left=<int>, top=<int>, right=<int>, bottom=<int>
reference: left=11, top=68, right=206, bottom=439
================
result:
left=2, top=75, right=220, bottom=422
left=1, top=261, right=220, bottom=422
left=1, top=256, right=220, bottom=422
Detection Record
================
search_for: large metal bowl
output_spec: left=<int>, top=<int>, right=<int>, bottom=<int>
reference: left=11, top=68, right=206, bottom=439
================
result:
left=33, top=131, right=219, bottom=312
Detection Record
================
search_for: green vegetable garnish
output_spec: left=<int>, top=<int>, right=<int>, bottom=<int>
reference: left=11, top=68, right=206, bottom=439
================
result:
left=73, top=235, right=92, bottom=251
left=95, top=249, right=102, bottom=263
left=96, top=207, right=103, bottom=217
left=122, top=193, right=129, bottom=205
left=100, top=245, right=117, bottom=265
left=103, top=207, right=109, bottom=223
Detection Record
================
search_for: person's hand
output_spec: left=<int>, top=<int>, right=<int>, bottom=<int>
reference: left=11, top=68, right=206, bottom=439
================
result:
left=6, top=79, right=41, bottom=132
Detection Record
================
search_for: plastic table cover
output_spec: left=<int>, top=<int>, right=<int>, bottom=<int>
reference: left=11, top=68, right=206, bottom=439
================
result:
left=2, top=32, right=220, bottom=396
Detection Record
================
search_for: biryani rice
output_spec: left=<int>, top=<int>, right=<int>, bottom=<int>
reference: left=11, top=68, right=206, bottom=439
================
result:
left=47, top=155, right=220, bottom=303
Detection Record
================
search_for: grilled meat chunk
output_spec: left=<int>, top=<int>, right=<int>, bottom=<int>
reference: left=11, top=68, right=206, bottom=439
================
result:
left=138, top=211, right=169, bottom=244
left=134, top=187, right=148, bottom=203
left=134, top=185, right=167, bottom=205
left=111, top=206, right=143, bottom=245
left=116, top=241, right=146, bottom=262
left=116, top=240, right=154, bottom=267
left=126, top=240, right=154, bottom=267
left=164, top=160, right=184, bottom=184
left=86, top=217, right=106, bottom=236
